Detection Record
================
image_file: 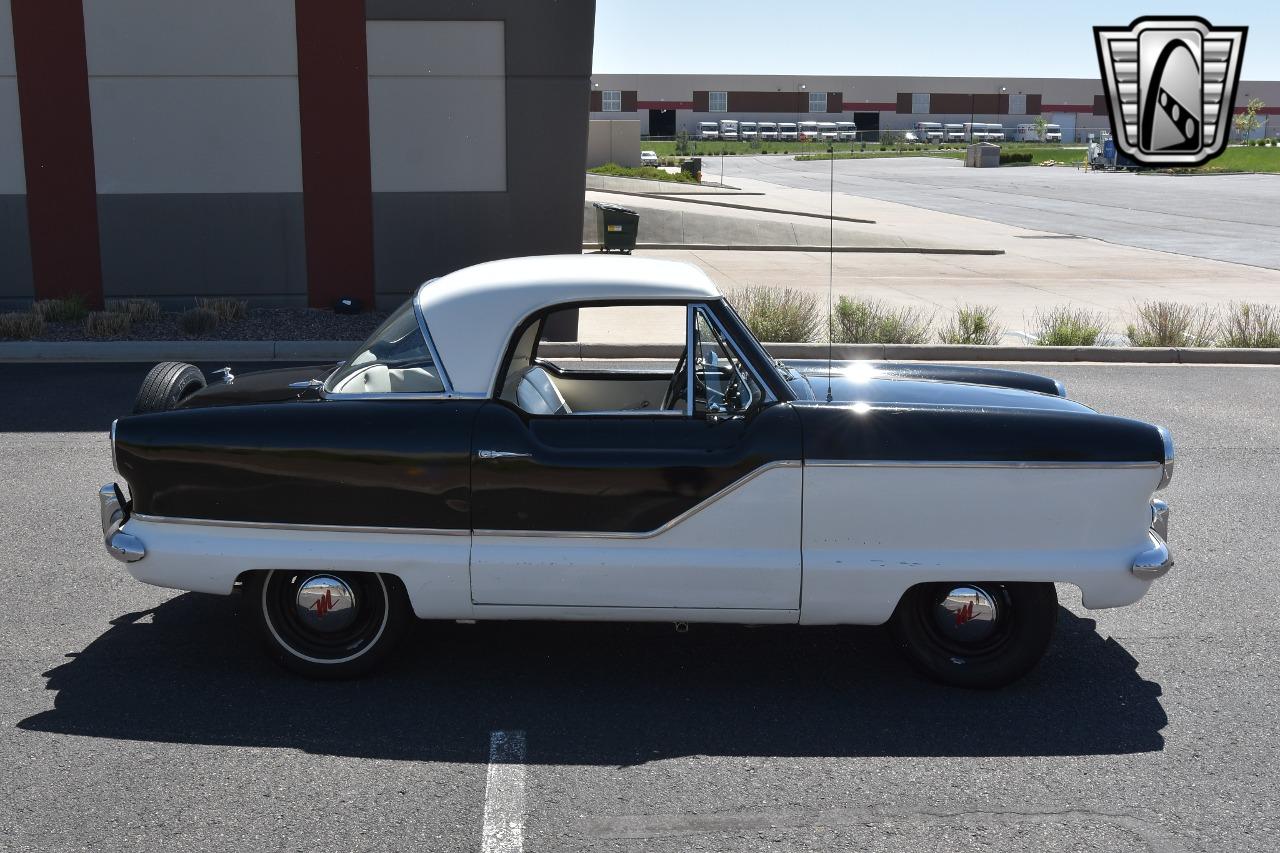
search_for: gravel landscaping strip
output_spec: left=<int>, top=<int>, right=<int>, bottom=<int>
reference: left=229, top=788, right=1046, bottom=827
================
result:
left=3, top=308, right=389, bottom=343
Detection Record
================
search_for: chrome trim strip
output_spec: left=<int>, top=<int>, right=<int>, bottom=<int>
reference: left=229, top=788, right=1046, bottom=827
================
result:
left=685, top=304, right=695, bottom=417
left=128, top=513, right=471, bottom=537
left=805, top=459, right=1162, bottom=470
left=1150, top=498, right=1170, bottom=542
left=1156, top=425, right=1175, bottom=490
left=110, top=418, right=119, bottom=475
left=473, top=460, right=802, bottom=539
left=318, top=390, right=486, bottom=402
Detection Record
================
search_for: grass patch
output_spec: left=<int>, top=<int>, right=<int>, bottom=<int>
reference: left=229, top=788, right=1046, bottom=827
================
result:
left=939, top=304, right=1003, bottom=345
left=726, top=286, right=821, bottom=343
left=194, top=297, right=248, bottom=323
left=832, top=296, right=933, bottom=344
left=1220, top=302, right=1280, bottom=347
left=1126, top=301, right=1217, bottom=347
left=84, top=311, right=132, bottom=339
left=107, top=298, right=162, bottom=322
left=0, top=312, right=46, bottom=340
left=179, top=307, right=220, bottom=337
left=1177, top=146, right=1280, bottom=173
left=588, top=162, right=697, bottom=183
left=34, top=294, right=89, bottom=323
left=1032, top=306, right=1108, bottom=346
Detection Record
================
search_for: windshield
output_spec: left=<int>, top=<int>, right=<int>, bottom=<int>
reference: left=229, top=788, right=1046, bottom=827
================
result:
left=325, top=301, right=445, bottom=395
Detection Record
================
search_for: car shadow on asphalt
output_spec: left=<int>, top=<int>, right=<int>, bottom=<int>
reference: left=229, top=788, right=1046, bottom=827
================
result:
left=18, top=592, right=1165, bottom=764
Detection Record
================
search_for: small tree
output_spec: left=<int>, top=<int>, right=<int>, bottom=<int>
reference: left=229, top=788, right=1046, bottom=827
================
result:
left=674, top=129, right=690, bottom=156
left=1233, top=98, right=1265, bottom=142
left=1032, top=115, right=1049, bottom=143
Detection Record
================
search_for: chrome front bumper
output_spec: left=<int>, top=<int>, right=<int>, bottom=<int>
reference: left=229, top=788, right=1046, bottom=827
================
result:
left=1132, top=499, right=1172, bottom=579
left=99, top=484, right=145, bottom=564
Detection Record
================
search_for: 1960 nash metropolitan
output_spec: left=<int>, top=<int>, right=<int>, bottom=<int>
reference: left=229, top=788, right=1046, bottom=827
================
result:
left=100, top=255, right=1173, bottom=687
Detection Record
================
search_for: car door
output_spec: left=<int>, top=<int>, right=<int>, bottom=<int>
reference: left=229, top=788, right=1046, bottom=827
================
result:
left=468, top=304, right=803, bottom=615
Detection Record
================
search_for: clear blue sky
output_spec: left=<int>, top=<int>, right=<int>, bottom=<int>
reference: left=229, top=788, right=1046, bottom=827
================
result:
left=593, top=1, right=1278, bottom=80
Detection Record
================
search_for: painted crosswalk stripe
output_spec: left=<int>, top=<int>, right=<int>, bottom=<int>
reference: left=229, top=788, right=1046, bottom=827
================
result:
left=481, top=730, right=527, bottom=853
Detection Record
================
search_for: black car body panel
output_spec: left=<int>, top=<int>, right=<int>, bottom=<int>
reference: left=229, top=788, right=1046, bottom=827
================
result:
left=115, top=399, right=479, bottom=529
left=179, top=364, right=332, bottom=409
left=784, top=360, right=1064, bottom=397
left=470, top=400, right=802, bottom=533
left=793, top=402, right=1167, bottom=465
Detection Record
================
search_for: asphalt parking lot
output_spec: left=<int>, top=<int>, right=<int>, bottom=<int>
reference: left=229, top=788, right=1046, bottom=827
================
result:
left=2, top=361, right=1277, bottom=852
left=720, top=156, right=1280, bottom=270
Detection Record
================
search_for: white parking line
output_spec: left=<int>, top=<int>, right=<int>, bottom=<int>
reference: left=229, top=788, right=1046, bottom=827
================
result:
left=481, top=730, right=527, bottom=853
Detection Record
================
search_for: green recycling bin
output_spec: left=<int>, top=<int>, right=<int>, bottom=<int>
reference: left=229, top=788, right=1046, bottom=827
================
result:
left=593, top=202, right=639, bottom=254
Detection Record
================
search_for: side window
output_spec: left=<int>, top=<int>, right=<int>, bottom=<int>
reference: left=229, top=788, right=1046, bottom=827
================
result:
left=693, top=308, right=762, bottom=416
left=325, top=302, right=445, bottom=395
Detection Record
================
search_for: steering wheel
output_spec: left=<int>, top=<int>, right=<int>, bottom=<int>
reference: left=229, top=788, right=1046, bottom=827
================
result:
left=661, top=349, right=689, bottom=411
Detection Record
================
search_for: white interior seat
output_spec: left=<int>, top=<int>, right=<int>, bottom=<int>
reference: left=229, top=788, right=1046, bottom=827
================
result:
left=509, top=366, right=571, bottom=415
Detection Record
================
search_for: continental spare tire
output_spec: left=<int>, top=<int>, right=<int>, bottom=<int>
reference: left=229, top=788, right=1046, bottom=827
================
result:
left=132, top=362, right=207, bottom=413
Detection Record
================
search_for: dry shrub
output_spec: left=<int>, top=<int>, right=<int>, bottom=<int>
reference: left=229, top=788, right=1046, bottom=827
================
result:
left=107, top=298, right=162, bottom=322
left=939, top=303, right=1003, bottom=345
left=0, top=312, right=46, bottom=340
left=194, top=297, right=248, bottom=323
left=832, top=296, right=933, bottom=344
left=85, top=311, right=133, bottom=339
left=1032, top=305, right=1108, bottom=346
left=726, top=285, right=822, bottom=342
left=179, top=307, right=220, bottom=337
left=1219, top=302, right=1280, bottom=348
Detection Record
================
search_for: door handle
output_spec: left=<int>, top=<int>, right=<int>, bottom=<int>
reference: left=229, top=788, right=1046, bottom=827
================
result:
left=477, top=449, right=531, bottom=460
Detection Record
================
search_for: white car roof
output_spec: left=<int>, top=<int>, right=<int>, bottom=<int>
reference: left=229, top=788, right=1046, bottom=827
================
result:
left=415, top=255, right=721, bottom=396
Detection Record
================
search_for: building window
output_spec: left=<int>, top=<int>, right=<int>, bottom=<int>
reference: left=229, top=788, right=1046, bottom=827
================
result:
left=1008, top=93, right=1027, bottom=115
left=602, top=90, right=622, bottom=112
left=911, top=93, right=930, bottom=114
left=809, top=91, right=827, bottom=113
left=709, top=91, right=727, bottom=112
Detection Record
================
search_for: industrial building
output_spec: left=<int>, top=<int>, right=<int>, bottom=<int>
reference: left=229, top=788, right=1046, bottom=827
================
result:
left=589, top=73, right=1280, bottom=142
left=1, top=0, right=595, bottom=310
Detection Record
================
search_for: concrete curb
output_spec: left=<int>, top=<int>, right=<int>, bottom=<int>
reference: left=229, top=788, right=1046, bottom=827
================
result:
left=2, top=340, right=1279, bottom=365
left=587, top=187, right=876, bottom=224
left=585, top=243, right=1006, bottom=255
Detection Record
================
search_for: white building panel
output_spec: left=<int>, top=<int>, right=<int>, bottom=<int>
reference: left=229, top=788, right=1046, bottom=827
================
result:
left=90, top=78, right=303, bottom=193
left=83, top=0, right=297, bottom=76
left=367, top=20, right=506, bottom=193
left=0, top=0, right=15, bottom=75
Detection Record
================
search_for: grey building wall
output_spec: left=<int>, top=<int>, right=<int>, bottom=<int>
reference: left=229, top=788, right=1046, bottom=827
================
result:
left=366, top=0, right=594, bottom=307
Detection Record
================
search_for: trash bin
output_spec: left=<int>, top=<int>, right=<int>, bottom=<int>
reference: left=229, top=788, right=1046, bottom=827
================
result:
left=593, top=202, right=639, bottom=254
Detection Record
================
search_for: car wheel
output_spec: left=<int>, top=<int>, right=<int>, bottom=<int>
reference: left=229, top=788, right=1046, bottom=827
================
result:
left=889, top=581, right=1057, bottom=689
left=247, top=570, right=411, bottom=679
left=132, top=361, right=207, bottom=413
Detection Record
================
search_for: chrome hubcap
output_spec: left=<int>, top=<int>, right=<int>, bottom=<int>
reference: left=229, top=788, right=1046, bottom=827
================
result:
left=295, top=575, right=357, bottom=633
left=932, top=585, right=1000, bottom=644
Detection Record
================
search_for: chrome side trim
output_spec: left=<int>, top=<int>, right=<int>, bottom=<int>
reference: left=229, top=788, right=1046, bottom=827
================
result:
left=805, top=459, right=1162, bottom=471
left=1132, top=530, right=1173, bottom=579
left=128, top=514, right=471, bottom=537
left=1156, top=425, right=1175, bottom=490
left=318, top=390, right=486, bottom=402
left=685, top=304, right=695, bottom=418
left=473, top=459, right=802, bottom=539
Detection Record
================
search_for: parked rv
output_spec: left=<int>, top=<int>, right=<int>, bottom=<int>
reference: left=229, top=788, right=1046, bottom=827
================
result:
left=1015, top=123, right=1064, bottom=142
left=740, top=121, right=758, bottom=141
left=836, top=121, right=858, bottom=141
left=699, top=121, right=719, bottom=140
left=945, top=123, right=965, bottom=142
left=963, top=122, right=1005, bottom=142
left=818, top=121, right=839, bottom=141
left=914, top=121, right=944, bottom=143
left=1044, top=123, right=1062, bottom=142
left=779, top=122, right=799, bottom=141
left=759, top=121, right=779, bottom=140
left=719, top=119, right=739, bottom=141
left=798, top=121, right=820, bottom=141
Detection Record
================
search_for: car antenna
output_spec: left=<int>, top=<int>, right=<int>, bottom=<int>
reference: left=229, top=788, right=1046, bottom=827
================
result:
left=825, top=141, right=835, bottom=403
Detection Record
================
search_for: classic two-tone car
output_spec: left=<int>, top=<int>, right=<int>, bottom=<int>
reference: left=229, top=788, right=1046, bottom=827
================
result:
left=100, top=255, right=1173, bottom=686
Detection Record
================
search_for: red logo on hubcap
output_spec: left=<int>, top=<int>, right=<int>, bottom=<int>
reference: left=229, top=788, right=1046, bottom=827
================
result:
left=954, top=600, right=977, bottom=627
left=311, top=588, right=336, bottom=618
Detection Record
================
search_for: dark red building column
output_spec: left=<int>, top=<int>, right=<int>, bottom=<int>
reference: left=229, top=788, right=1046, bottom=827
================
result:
left=295, top=0, right=376, bottom=310
left=10, top=0, right=103, bottom=307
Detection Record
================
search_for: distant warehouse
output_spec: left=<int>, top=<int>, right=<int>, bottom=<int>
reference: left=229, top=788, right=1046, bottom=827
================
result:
left=589, top=74, right=1280, bottom=143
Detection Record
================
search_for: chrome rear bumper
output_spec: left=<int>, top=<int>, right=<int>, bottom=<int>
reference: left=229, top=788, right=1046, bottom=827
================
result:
left=99, top=484, right=145, bottom=564
left=1132, top=499, right=1172, bottom=579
